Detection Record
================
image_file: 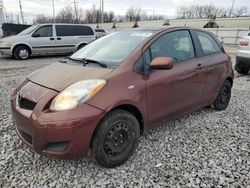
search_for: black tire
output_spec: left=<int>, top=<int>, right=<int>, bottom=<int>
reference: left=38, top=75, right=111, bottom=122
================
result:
left=212, top=80, right=232, bottom=111
left=92, top=109, right=140, bottom=168
left=235, top=64, right=249, bottom=75
left=13, top=45, right=31, bottom=60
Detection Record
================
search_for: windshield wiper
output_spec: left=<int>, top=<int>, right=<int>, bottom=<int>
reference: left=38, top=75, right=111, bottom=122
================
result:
left=82, top=58, right=108, bottom=68
left=65, top=57, right=108, bottom=68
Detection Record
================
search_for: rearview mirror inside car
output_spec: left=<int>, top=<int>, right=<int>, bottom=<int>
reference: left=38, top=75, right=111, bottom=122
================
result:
left=150, top=57, right=174, bottom=70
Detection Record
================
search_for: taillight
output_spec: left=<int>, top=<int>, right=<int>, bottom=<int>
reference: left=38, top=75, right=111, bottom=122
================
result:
left=239, top=38, right=249, bottom=46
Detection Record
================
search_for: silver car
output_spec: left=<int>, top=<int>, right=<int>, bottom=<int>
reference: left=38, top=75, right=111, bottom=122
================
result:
left=0, top=24, right=96, bottom=60
left=235, top=31, right=250, bottom=74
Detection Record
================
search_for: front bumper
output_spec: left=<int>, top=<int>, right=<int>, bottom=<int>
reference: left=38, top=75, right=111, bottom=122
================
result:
left=11, top=81, right=106, bottom=159
left=0, top=47, right=12, bottom=56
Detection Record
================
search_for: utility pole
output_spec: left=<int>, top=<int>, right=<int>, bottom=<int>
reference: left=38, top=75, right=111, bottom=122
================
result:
left=73, top=0, right=78, bottom=23
left=19, top=0, right=24, bottom=24
left=101, top=0, right=104, bottom=25
left=52, top=0, right=55, bottom=23
left=230, top=0, right=235, bottom=18
left=4, top=8, right=8, bottom=22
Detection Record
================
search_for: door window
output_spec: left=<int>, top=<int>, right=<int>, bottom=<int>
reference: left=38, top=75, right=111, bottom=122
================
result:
left=33, top=25, right=53, bottom=37
left=196, top=31, right=221, bottom=55
left=149, top=30, right=195, bottom=63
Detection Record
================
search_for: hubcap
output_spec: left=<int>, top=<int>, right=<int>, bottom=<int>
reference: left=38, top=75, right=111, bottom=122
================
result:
left=19, top=49, right=29, bottom=59
left=103, top=123, right=130, bottom=157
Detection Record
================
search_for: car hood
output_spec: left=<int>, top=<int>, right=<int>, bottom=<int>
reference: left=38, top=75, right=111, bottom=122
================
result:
left=0, top=35, right=27, bottom=42
left=28, top=62, right=114, bottom=92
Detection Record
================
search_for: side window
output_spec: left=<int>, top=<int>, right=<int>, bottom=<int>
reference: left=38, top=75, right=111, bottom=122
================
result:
left=33, top=25, right=53, bottom=37
left=149, top=30, right=195, bottom=63
left=56, top=25, right=94, bottom=36
left=196, top=31, right=221, bottom=55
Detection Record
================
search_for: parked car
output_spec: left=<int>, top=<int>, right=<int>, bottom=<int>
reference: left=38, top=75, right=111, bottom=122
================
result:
left=11, top=27, right=234, bottom=168
left=95, top=29, right=106, bottom=38
left=235, top=31, right=250, bottom=74
left=0, top=24, right=96, bottom=60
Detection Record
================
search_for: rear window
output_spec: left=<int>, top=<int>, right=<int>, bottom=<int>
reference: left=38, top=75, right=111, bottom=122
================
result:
left=196, top=31, right=221, bottom=55
left=56, top=25, right=94, bottom=36
left=248, top=32, right=250, bottom=36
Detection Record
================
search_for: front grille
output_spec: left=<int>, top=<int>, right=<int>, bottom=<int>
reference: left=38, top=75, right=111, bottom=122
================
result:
left=18, top=129, right=32, bottom=145
left=18, top=96, right=37, bottom=110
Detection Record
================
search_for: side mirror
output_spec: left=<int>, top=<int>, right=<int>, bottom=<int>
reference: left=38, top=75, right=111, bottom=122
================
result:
left=150, top=57, right=174, bottom=70
left=32, top=33, right=41, bottom=38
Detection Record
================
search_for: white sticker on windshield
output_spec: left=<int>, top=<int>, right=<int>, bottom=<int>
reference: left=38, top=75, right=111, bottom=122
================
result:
left=130, top=32, right=153, bottom=37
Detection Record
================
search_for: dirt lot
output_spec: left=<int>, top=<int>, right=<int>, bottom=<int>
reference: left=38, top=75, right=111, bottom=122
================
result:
left=0, top=45, right=250, bottom=187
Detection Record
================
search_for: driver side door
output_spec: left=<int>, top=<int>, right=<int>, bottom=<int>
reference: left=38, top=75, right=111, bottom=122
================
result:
left=30, top=25, right=56, bottom=54
left=145, top=29, right=207, bottom=125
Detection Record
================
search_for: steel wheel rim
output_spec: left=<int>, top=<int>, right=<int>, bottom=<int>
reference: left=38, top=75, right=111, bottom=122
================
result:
left=103, top=122, right=130, bottom=157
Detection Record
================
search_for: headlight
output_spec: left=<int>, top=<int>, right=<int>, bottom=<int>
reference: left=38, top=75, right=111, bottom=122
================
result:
left=50, top=79, right=107, bottom=111
left=0, top=41, right=12, bottom=47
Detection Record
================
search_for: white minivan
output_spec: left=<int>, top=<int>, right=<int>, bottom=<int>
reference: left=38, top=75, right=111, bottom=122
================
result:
left=0, top=24, right=96, bottom=60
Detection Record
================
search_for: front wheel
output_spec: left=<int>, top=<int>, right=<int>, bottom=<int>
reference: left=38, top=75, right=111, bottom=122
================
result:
left=92, top=109, right=140, bottom=168
left=13, top=46, right=31, bottom=60
left=212, top=80, right=232, bottom=111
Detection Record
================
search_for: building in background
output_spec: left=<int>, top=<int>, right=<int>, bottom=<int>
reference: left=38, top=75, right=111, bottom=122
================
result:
left=0, top=0, right=5, bottom=37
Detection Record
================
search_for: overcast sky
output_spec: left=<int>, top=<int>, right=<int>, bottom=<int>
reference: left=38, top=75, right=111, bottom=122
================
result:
left=3, top=0, right=250, bottom=23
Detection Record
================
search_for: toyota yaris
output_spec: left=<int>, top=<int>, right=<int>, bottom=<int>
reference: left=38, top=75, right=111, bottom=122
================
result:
left=11, top=27, right=234, bottom=168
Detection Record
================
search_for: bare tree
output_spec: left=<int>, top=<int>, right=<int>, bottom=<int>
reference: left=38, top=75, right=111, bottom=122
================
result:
left=176, top=4, right=249, bottom=19
left=33, top=14, right=53, bottom=24
left=234, top=6, right=248, bottom=17
left=55, top=5, right=85, bottom=23
left=125, top=7, right=146, bottom=22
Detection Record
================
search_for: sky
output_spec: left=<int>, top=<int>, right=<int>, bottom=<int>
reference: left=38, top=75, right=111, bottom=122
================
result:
left=2, top=0, right=250, bottom=24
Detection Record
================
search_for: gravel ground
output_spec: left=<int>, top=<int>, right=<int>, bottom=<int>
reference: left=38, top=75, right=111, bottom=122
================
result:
left=0, top=47, right=250, bottom=187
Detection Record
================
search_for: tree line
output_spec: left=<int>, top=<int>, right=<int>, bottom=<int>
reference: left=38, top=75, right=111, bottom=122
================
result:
left=33, top=5, right=165, bottom=24
left=176, top=4, right=249, bottom=19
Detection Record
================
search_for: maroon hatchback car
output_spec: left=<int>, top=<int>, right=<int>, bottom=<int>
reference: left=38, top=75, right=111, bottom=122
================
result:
left=11, top=27, right=234, bottom=168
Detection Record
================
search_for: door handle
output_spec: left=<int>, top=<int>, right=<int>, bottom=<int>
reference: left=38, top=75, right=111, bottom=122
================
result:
left=57, top=38, right=62, bottom=40
left=50, top=38, right=55, bottom=40
left=196, top=64, right=204, bottom=69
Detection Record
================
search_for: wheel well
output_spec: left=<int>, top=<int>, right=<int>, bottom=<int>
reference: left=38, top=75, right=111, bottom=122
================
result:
left=13, top=44, right=31, bottom=55
left=226, top=77, right=233, bottom=87
left=114, top=104, right=144, bottom=135
left=78, top=43, right=87, bottom=50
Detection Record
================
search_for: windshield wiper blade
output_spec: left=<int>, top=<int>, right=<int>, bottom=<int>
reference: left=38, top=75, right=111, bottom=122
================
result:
left=65, top=56, right=88, bottom=66
left=82, top=58, right=108, bottom=68
left=65, top=57, right=108, bottom=68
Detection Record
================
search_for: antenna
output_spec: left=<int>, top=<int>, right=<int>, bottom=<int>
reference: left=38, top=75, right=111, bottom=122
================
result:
left=19, top=0, right=24, bottom=24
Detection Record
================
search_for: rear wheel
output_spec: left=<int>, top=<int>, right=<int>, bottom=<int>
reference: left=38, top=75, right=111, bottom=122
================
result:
left=235, top=63, right=249, bottom=75
left=212, top=80, right=232, bottom=111
left=13, top=45, right=31, bottom=60
left=92, top=109, right=140, bottom=168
